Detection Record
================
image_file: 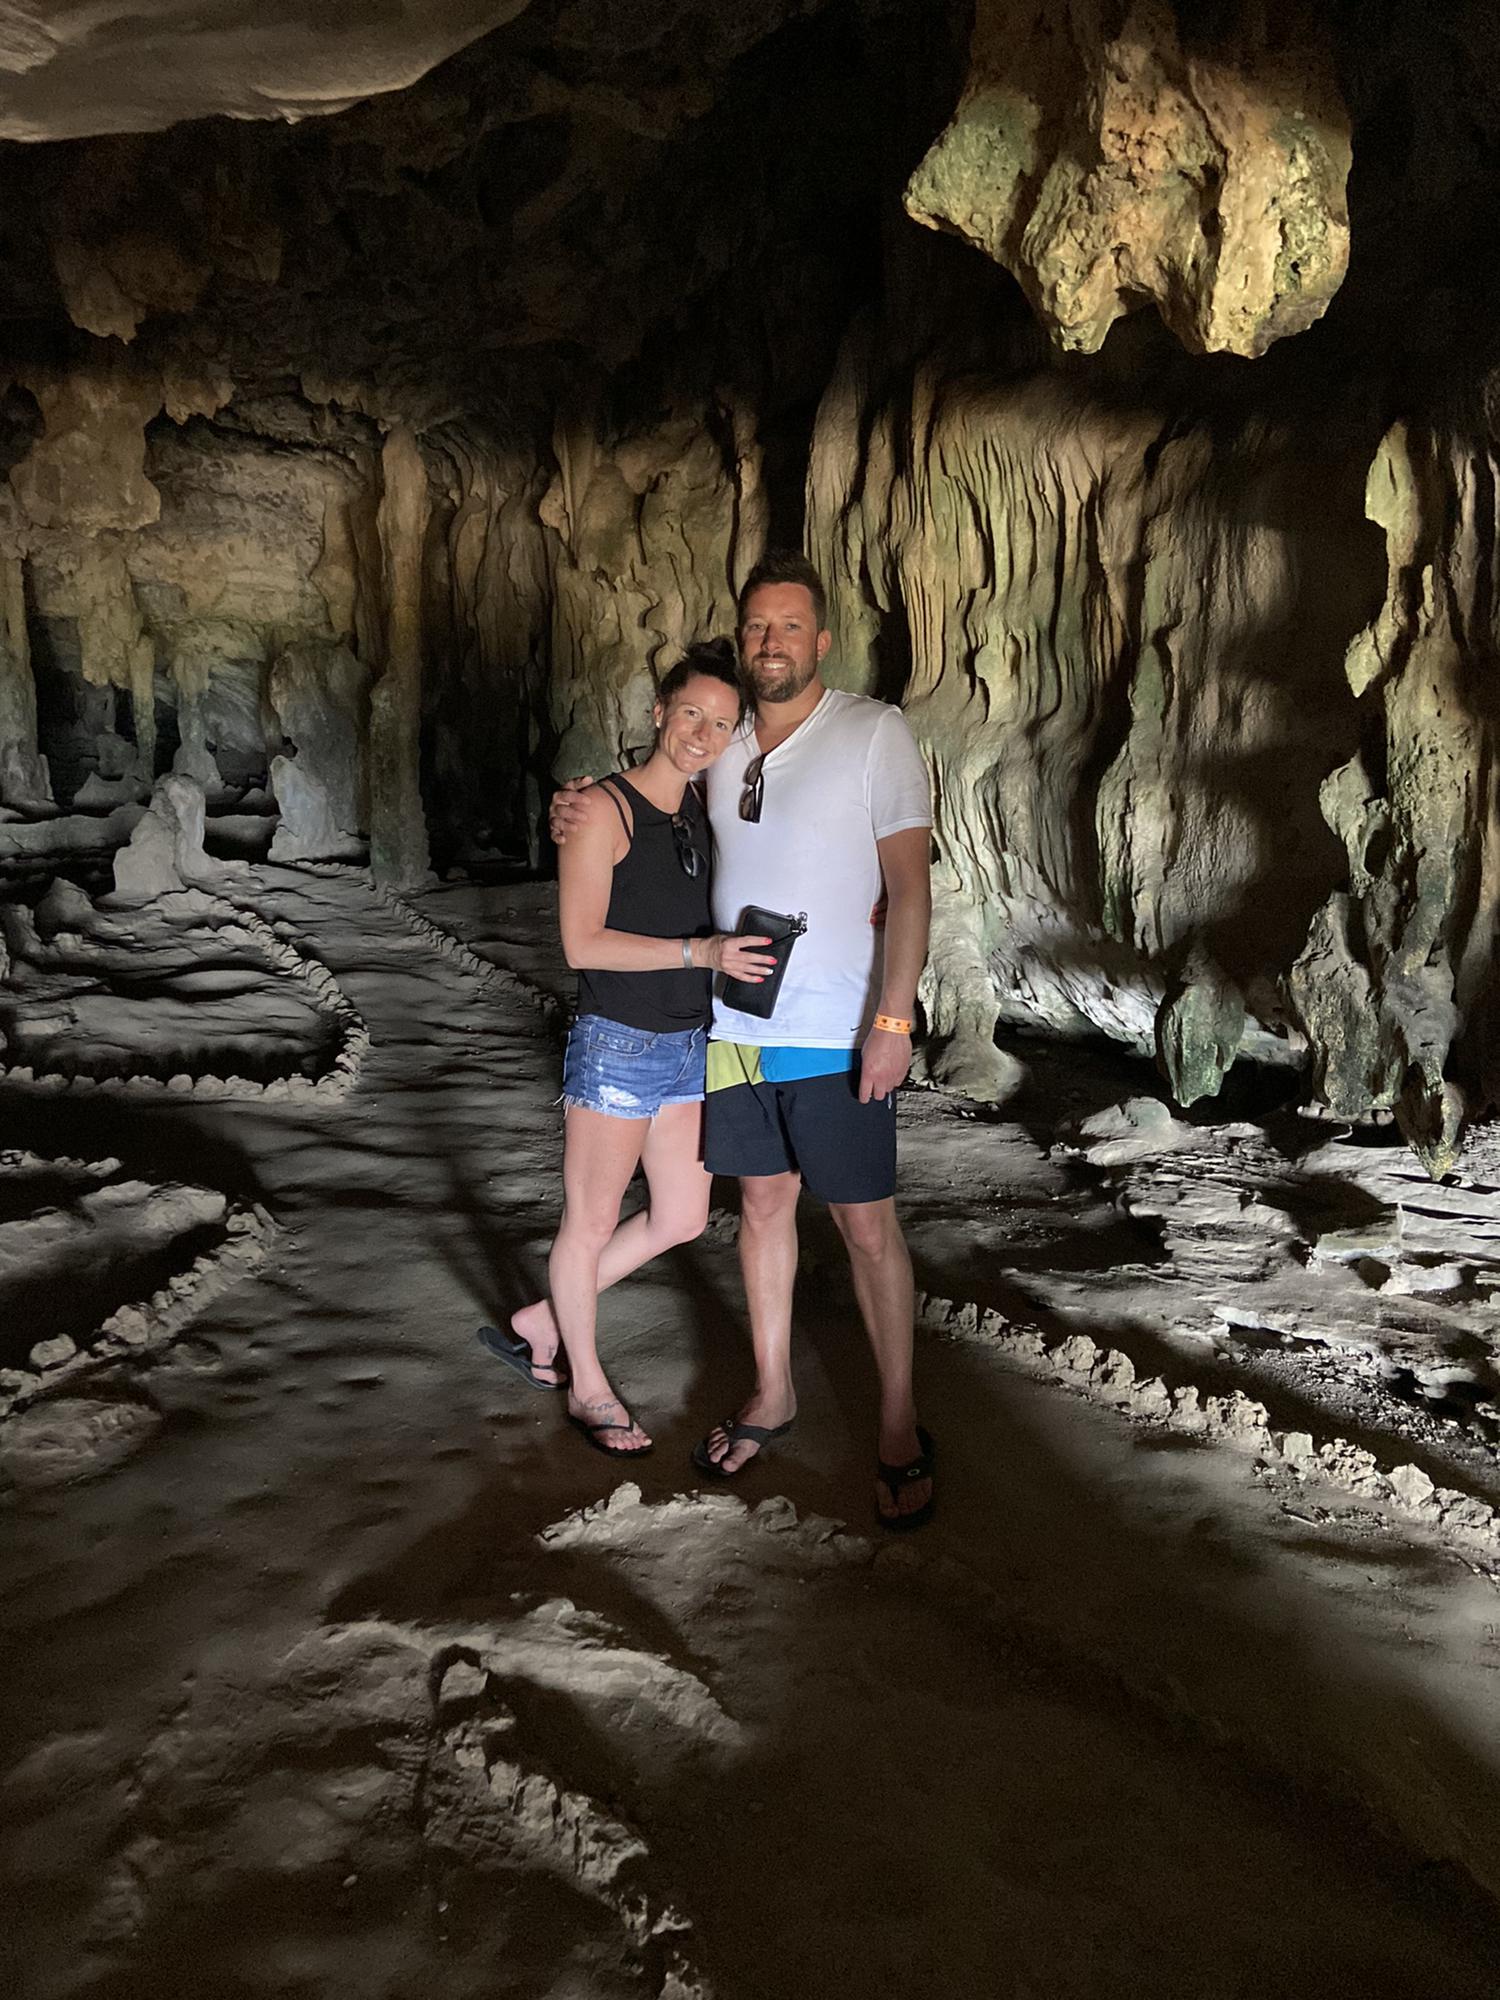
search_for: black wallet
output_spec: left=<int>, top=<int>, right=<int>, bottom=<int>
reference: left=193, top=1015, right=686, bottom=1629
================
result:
left=719, top=905, right=808, bottom=1018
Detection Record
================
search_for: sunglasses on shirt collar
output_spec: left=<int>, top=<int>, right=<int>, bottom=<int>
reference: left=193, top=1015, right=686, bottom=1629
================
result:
left=739, top=751, right=766, bottom=824
left=671, top=812, right=704, bottom=877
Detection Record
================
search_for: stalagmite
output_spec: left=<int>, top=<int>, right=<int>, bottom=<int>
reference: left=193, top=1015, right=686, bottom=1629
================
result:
left=110, top=771, right=220, bottom=899
left=267, top=641, right=369, bottom=859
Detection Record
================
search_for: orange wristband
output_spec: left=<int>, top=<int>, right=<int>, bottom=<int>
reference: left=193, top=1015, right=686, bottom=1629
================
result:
left=873, top=1013, right=913, bottom=1035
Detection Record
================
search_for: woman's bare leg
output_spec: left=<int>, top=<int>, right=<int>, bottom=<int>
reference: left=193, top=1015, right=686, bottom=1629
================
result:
left=514, top=1100, right=712, bottom=1363
left=550, top=1105, right=653, bottom=1450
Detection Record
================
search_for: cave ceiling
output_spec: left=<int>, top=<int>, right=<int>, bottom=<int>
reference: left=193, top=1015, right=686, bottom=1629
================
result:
left=0, top=2, right=534, bottom=141
left=0, top=0, right=901, bottom=442
left=0, top=0, right=1496, bottom=444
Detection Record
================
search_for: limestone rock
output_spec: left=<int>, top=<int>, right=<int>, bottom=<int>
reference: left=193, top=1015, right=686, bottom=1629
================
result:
left=268, top=755, right=363, bottom=865
left=808, top=323, right=1370, bottom=1100
left=1294, top=419, right=1498, bottom=1174
left=1156, top=951, right=1246, bottom=1109
left=34, top=876, right=96, bottom=938
left=268, top=642, right=369, bottom=844
left=8, top=362, right=162, bottom=533
left=368, top=428, right=431, bottom=889
left=423, top=432, right=551, bottom=866
left=111, top=773, right=221, bottom=900
left=0, top=550, right=52, bottom=811
left=541, top=402, right=765, bottom=781
left=904, top=0, right=1351, bottom=358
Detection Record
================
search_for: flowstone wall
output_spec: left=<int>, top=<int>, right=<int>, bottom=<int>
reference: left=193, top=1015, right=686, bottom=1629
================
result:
left=806, top=297, right=1389, bottom=1109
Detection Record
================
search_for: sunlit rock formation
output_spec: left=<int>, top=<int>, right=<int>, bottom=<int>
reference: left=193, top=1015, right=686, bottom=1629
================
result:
left=905, top=0, right=1352, bottom=358
left=1292, top=413, right=1500, bottom=1175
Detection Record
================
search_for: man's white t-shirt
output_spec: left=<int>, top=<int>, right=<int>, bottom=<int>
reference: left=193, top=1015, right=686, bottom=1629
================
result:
left=704, top=688, right=931, bottom=1048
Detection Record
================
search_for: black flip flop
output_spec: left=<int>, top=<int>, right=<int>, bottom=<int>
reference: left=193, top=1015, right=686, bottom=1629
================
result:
left=876, top=1425, right=935, bottom=1533
left=476, top=1322, right=568, bottom=1391
left=691, top=1417, right=795, bottom=1479
left=569, top=1410, right=654, bottom=1459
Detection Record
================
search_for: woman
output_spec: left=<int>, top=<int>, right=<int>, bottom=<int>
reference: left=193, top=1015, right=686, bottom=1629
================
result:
left=483, top=640, right=772, bottom=1455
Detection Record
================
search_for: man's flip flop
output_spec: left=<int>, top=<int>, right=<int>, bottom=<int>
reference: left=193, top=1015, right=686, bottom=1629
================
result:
left=691, top=1417, right=794, bottom=1479
left=569, top=1411, right=654, bottom=1459
left=876, top=1426, right=936, bottom=1533
left=476, top=1323, right=568, bottom=1391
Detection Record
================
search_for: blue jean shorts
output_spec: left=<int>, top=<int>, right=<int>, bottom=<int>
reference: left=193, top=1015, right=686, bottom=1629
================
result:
left=562, top=1014, right=707, bottom=1120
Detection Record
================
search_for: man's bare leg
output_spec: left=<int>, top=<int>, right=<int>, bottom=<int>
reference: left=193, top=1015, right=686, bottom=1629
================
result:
left=700, top=1169, right=801, bottom=1473
left=827, top=1195, right=929, bottom=1522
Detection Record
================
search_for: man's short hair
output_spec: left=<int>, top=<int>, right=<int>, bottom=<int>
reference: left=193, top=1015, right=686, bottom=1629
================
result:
left=656, top=636, right=748, bottom=719
left=737, top=550, right=828, bottom=631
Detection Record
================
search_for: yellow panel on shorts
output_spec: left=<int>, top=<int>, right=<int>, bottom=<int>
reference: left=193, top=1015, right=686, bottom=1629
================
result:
left=706, top=1040, right=764, bottom=1093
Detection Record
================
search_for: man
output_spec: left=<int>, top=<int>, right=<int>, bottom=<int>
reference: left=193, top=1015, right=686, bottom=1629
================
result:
left=554, top=551, right=934, bottom=1528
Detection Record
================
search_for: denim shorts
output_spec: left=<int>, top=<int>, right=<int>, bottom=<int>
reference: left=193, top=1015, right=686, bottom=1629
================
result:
left=562, top=1014, right=707, bottom=1120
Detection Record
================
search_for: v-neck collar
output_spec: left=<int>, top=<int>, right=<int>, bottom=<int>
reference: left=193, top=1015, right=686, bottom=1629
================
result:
left=752, top=685, right=831, bottom=761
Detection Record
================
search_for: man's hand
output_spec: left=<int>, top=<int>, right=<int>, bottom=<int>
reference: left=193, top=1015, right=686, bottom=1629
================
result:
left=548, top=776, right=596, bottom=847
left=858, top=1025, right=912, bottom=1103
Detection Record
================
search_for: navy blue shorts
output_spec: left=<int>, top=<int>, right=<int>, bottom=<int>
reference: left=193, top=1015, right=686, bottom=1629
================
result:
left=562, top=1015, right=706, bottom=1120
left=703, top=1044, right=896, bottom=1203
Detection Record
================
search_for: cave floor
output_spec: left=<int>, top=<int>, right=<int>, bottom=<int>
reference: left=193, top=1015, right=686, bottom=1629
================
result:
left=3, top=867, right=1500, bottom=1999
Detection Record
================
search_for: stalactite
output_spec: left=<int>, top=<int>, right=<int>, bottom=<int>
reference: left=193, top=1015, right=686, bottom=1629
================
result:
left=905, top=0, right=1352, bottom=358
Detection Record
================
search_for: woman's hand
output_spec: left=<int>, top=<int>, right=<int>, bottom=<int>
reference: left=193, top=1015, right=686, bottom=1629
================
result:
left=698, top=933, right=775, bottom=980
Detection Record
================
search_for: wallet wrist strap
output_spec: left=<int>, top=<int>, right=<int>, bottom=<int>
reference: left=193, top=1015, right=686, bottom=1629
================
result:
left=874, top=1013, right=913, bottom=1035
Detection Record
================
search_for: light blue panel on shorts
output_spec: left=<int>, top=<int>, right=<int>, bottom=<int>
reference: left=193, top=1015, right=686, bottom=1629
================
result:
left=758, top=1044, right=859, bottom=1084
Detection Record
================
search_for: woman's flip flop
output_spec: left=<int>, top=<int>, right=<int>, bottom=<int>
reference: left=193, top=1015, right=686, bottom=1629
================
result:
left=568, top=1408, right=654, bottom=1458
left=691, top=1417, right=794, bottom=1479
left=476, top=1323, right=568, bottom=1390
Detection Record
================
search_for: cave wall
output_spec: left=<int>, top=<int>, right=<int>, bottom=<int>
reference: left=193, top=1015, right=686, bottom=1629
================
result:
left=2, top=0, right=1500, bottom=1162
left=806, top=273, right=1388, bottom=1109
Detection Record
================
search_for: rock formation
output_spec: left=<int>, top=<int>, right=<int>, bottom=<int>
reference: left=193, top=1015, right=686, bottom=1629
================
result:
left=0, top=549, right=51, bottom=810
left=368, top=427, right=431, bottom=889
left=267, top=642, right=369, bottom=862
left=904, top=0, right=1352, bottom=358
left=807, top=285, right=1381, bottom=1101
left=111, top=770, right=221, bottom=898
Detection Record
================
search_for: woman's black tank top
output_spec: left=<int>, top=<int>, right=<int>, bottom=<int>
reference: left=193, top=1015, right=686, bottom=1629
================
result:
left=574, top=777, right=712, bottom=1032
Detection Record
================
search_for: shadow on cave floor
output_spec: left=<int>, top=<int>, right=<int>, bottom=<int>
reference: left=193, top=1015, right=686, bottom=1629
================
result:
left=4, top=867, right=1500, bottom=1998
left=257, top=1271, right=1500, bottom=2000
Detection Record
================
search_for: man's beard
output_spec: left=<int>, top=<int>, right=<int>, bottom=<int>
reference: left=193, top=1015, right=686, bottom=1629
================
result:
left=749, top=656, right=816, bottom=704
